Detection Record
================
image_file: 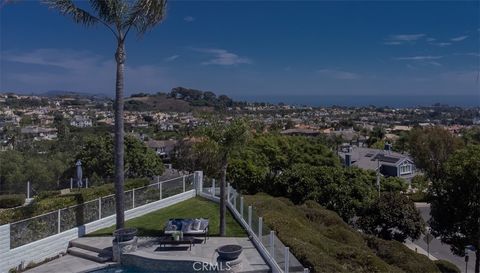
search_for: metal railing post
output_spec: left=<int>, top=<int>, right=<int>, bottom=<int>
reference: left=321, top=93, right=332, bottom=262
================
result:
left=85, top=178, right=89, bottom=188
left=196, top=171, right=203, bottom=193
left=70, top=178, right=73, bottom=189
left=132, top=189, right=136, bottom=208
left=159, top=182, right=163, bottom=200
left=183, top=176, right=186, bottom=192
left=285, top=247, right=290, bottom=273
left=57, top=209, right=61, bottom=233
left=240, top=197, right=244, bottom=219
left=258, top=217, right=263, bottom=238
left=212, top=179, right=215, bottom=197
left=98, top=197, right=102, bottom=219
left=270, top=230, right=275, bottom=256
left=248, top=206, right=252, bottom=230
left=233, top=192, right=237, bottom=208
left=227, top=183, right=231, bottom=204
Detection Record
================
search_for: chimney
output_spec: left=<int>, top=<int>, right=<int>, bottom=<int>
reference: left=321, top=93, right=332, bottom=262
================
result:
left=384, top=143, right=392, bottom=152
left=345, top=154, right=352, bottom=167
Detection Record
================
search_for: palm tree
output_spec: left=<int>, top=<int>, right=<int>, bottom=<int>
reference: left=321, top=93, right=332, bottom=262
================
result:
left=44, top=0, right=167, bottom=229
left=204, top=119, right=249, bottom=236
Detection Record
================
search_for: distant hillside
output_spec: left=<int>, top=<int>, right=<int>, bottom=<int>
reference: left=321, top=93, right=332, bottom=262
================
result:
left=125, top=87, right=247, bottom=112
left=125, top=93, right=200, bottom=112
left=41, top=90, right=111, bottom=101
left=245, top=194, right=458, bottom=273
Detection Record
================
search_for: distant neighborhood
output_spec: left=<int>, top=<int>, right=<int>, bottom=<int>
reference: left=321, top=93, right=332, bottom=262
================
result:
left=1, top=89, right=479, bottom=162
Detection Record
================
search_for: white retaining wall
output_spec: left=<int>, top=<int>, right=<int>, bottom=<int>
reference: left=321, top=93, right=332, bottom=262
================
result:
left=0, top=190, right=195, bottom=273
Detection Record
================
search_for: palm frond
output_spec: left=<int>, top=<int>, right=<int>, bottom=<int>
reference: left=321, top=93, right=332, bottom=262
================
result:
left=89, top=0, right=128, bottom=26
left=126, top=0, right=167, bottom=36
left=43, top=0, right=98, bottom=26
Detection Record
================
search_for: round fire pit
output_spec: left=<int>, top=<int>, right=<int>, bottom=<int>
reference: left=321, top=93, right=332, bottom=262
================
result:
left=113, top=228, right=138, bottom=242
left=217, top=245, right=243, bottom=261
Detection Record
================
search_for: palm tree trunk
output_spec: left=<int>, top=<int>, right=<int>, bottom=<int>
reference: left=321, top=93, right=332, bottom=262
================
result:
left=114, top=39, right=126, bottom=229
left=475, top=247, right=479, bottom=273
left=219, top=155, right=228, bottom=237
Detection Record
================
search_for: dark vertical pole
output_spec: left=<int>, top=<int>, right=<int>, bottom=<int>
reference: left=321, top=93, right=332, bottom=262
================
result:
left=114, top=37, right=126, bottom=229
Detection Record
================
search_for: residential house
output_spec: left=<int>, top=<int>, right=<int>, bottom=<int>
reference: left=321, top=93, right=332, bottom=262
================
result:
left=145, top=139, right=178, bottom=160
left=20, top=126, right=58, bottom=141
left=339, top=144, right=416, bottom=181
left=280, top=128, right=321, bottom=136
left=70, top=115, right=93, bottom=128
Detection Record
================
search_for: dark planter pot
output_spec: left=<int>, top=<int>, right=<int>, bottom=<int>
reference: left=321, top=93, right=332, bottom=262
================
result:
left=113, top=228, right=138, bottom=242
left=217, top=245, right=243, bottom=261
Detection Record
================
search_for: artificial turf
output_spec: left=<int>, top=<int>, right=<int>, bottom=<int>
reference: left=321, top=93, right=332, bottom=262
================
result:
left=88, top=197, right=247, bottom=237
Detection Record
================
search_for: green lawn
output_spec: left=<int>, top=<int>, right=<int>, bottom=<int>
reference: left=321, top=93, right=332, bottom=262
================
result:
left=88, top=197, right=247, bottom=237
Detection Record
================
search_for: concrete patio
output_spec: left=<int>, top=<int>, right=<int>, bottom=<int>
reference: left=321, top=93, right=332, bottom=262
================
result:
left=25, top=236, right=270, bottom=273
left=25, top=255, right=112, bottom=273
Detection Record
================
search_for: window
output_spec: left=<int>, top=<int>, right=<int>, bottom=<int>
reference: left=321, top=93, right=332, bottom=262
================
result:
left=399, top=163, right=412, bottom=175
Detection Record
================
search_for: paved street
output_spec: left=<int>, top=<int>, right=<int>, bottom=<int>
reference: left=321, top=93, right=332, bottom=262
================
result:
left=414, top=203, right=475, bottom=273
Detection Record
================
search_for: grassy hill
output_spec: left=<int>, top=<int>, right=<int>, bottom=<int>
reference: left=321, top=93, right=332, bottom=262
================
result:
left=245, top=194, right=458, bottom=273
left=125, top=93, right=212, bottom=112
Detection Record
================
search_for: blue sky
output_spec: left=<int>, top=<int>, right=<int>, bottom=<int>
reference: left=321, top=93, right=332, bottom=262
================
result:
left=1, top=1, right=479, bottom=101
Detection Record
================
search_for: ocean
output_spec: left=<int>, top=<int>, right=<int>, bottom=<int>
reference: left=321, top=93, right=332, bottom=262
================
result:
left=237, top=95, right=480, bottom=108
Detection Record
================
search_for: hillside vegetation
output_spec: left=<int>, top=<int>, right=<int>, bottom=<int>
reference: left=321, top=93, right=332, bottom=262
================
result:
left=125, top=93, right=200, bottom=112
left=125, top=87, right=242, bottom=112
left=245, top=194, right=455, bottom=273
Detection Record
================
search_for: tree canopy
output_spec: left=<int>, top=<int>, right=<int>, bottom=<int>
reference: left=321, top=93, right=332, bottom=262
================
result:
left=407, top=126, right=463, bottom=181
left=77, top=134, right=164, bottom=183
left=357, top=192, right=425, bottom=242
left=273, top=164, right=378, bottom=222
left=228, top=134, right=340, bottom=193
left=429, top=145, right=480, bottom=270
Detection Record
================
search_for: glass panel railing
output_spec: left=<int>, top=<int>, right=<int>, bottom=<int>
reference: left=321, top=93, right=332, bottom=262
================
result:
left=101, top=195, right=115, bottom=218
left=10, top=211, right=58, bottom=248
left=134, top=184, right=160, bottom=207
left=185, top=174, right=195, bottom=191
left=202, top=177, right=213, bottom=195
left=60, top=200, right=99, bottom=232
left=273, top=235, right=287, bottom=270
left=161, top=177, right=183, bottom=198
left=289, top=250, right=305, bottom=273
left=124, top=190, right=134, bottom=210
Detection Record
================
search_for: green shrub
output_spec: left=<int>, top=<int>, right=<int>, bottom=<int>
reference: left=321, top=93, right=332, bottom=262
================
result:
left=36, top=190, right=60, bottom=200
left=407, top=192, right=429, bottom=202
left=434, top=260, right=461, bottom=273
left=245, top=194, right=442, bottom=273
left=364, top=235, right=440, bottom=273
left=125, top=178, right=151, bottom=189
left=246, top=194, right=403, bottom=273
left=0, top=194, right=26, bottom=208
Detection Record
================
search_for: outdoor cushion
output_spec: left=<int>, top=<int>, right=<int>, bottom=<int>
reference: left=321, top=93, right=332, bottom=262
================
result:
left=181, top=220, right=193, bottom=233
left=164, top=218, right=209, bottom=234
left=165, top=223, right=177, bottom=232
left=192, top=219, right=202, bottom=230
left=199, top=219, right=209, bottom=230
left=185, top=229, right=206, bottom=235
